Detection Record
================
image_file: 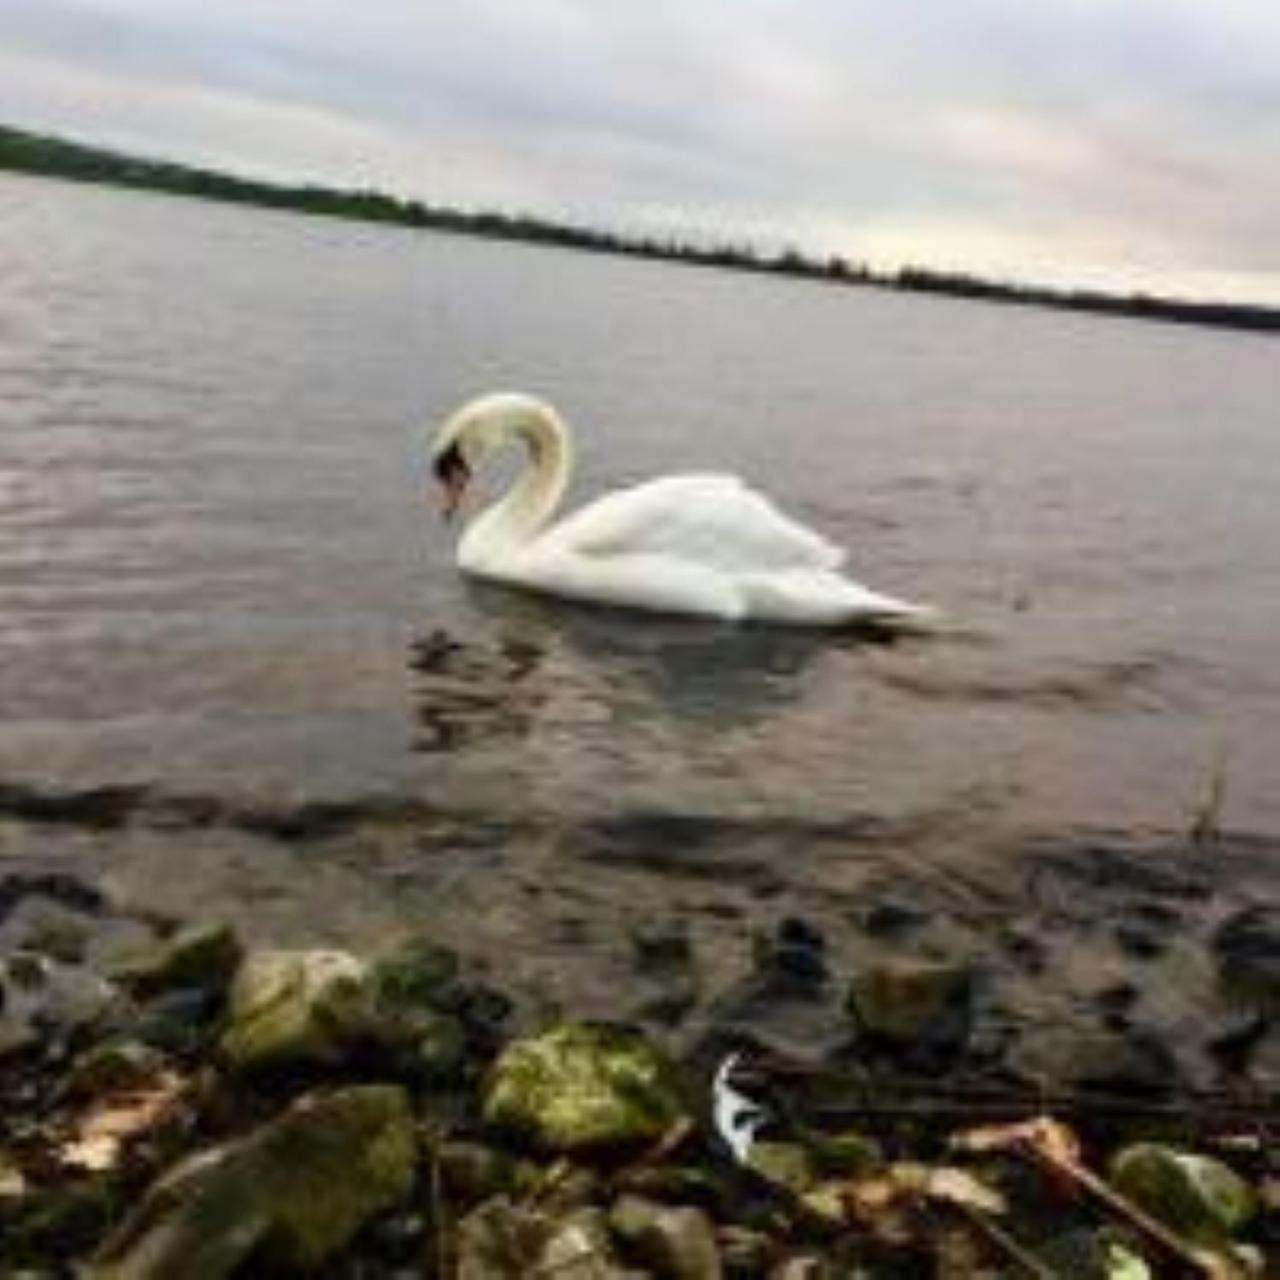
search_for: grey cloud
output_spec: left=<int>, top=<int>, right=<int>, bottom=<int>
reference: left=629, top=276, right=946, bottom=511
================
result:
left=1, top=0, right=1277, bottom=298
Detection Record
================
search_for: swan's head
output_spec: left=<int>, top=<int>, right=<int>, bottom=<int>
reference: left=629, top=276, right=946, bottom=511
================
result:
left=429, top=392, right=555, bottom=522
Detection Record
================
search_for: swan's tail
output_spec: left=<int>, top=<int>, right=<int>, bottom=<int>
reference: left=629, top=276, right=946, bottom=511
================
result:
left=740, top=569, right=940, bottom=629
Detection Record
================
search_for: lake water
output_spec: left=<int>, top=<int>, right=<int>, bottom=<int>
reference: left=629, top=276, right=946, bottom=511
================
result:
left=1, top=173, right=1277, bottom=1040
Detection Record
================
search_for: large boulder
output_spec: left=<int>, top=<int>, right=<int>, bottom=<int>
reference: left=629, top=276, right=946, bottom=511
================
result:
left=483, top=1023, right=688, bottom=1154
left=89, top=1085, right=416, bottom=1278
left=1109, top=1143, right=1256, bottom=1247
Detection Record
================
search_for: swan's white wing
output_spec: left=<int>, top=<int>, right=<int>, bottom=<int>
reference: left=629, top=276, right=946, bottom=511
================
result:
left=541, top=473, right=845, bottom=573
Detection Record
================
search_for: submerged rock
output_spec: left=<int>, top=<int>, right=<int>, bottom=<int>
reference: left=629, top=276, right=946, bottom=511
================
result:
left=846, top=960, right=975, bottom=1060
left=89, top=1084, right=415, bottom=1278
left=1214, top=905, right=1280, bottom=1013
left=860, top=897, right=930, bottom=940
left=484, top=1022, right=687, bottom=1154
left=1109, top=1142, right=1256, bottom=1246
left=1010, top=1027, right=1183, bottom=1096
left=0, top=951, right=119, bottom=1056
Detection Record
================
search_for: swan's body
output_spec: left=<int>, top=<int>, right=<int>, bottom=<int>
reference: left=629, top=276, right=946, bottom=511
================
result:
left=430, top=393, right=933, bottom=627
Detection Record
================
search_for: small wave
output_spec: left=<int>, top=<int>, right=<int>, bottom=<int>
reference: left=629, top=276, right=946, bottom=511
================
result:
left=870, top=653, right=1176, bottom=711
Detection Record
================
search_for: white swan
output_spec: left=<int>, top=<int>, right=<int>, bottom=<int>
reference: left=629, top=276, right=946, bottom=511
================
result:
left=429, top=392, right=934, bottom=627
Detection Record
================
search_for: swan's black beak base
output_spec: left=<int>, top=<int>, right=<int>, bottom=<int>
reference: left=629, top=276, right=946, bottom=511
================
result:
left=432, top=442, right=471, bottom=523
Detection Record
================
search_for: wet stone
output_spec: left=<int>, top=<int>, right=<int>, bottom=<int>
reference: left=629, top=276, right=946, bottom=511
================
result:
left=1000, top=923, right=1048, bottom=974
left=88, top=1084, right=416, bottom=1277
left=483, top=1022, right=688, bottom=1154
left=1011, top=1027, right=1183, bottom=1096
left=456, top=1198, right=628, bottom=1280
left=610, top=1194, right=723, bottom=1279
left=437, top=1140, right=532, bottom=1204
left=1114, top=922, right=1166, bottom=960
left=1206, top=1013, right=1270, bottom=1075
left=1110, top=1142, right=1256, bottom=1247
left=631, top=919, right=694, bottom=973
left=1214, top=904, right=1280, bottom=1013
left=747, top=1143, right=815, bottom=1196
left=762, top=919, right=827, bottom=989
left=220, top=948, right=371, bottom=1073
left=132, top=988, right=220, bottom=1054
left=111, top=923, right=242, bottom=997
left=62, top=1039, right=168, bottom=1100
left=0, top=952, right=120, bottom=1055
left=846, top=959, right=975, bottom=1062
left=0, top=873, right=106, bottom=924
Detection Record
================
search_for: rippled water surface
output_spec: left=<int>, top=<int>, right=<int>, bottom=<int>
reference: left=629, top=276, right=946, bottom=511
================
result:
left=1, top=174, right=1278, bottom=1020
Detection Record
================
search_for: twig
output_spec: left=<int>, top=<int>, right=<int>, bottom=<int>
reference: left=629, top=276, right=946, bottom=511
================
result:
left=1189, top=743, right=1229, bottom=851
left=427, top=1143, right=448, bottom=1280
left=948, top=1201, right=1057, bottom=1280
left=608, top=1115, right=695, bottom=1187
left=1023, top=1139, right=1242, bottom=1279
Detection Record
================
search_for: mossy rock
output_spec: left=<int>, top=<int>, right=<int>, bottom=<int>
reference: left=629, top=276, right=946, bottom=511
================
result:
left=219, top=948, right=371, bottom=1073
left=89, top=1084, right=415, bottom=1278
left=806, top=1128, right=883, bottom=1179
left=747, top=1142, right=815, bottom=1195
left=368, top=936, right=460, bottom=1012
left=112, top=923, right=242, bottom=997
left=1110, top=1142, right=1255, bottom=1247
left=483, top=1022, right=688, bottom=1154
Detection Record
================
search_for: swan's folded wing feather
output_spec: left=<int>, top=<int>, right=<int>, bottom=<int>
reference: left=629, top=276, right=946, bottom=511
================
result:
left=543, top=474, right=845, bottom=573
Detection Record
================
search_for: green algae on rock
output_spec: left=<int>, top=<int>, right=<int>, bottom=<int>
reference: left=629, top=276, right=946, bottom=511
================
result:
left=483, top=1022, right=688, bottom=1154
left=219, top=948, right=371, bottom=1073
left=89, top=1084, right=415, bottom=1278
left=1109, top=1142, right=1256, bottom=1247
left=111, top=923, right=242, bottom=997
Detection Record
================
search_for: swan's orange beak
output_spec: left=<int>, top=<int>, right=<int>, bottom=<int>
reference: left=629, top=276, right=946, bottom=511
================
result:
left=433, top=443, right=470, bottom=524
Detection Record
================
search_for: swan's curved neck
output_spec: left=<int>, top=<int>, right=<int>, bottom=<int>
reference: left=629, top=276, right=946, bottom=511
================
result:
left=459, top=402, right=572, bottom=568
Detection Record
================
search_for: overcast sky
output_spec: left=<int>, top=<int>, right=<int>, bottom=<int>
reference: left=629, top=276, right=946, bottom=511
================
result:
left=3, top=0, right=1278, bottom=302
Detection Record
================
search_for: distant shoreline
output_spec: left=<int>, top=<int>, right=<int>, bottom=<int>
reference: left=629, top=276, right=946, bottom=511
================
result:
left=3, top=121, right=1277, bottom=334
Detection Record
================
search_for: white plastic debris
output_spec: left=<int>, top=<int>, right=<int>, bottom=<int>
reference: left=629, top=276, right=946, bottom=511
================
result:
left=712, top=1052, right=768, bottom=1164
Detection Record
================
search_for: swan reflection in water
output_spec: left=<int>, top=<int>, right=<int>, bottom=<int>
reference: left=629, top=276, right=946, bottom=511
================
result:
left=408, top=577, right=905, bottom=756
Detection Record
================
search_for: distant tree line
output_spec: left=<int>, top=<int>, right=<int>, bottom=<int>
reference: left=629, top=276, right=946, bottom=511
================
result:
left=3, top=122, right=1276, bottom=334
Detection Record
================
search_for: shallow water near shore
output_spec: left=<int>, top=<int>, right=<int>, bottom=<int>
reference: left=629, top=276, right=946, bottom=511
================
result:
left=1, top=173, right=1278, bottom=1071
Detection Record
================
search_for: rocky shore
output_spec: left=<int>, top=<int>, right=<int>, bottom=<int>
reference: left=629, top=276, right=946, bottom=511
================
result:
left=0, top=871, right=1275, bottom=1276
